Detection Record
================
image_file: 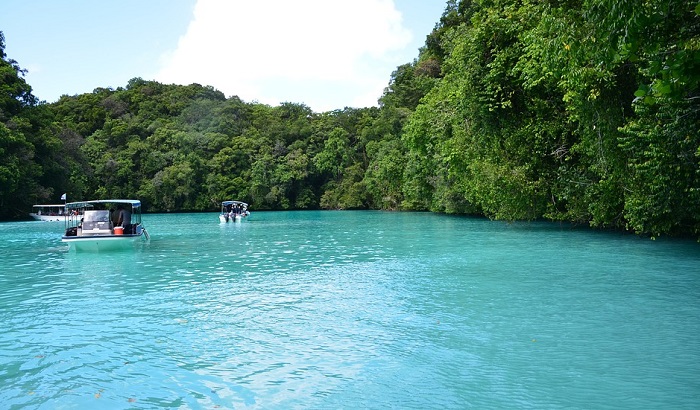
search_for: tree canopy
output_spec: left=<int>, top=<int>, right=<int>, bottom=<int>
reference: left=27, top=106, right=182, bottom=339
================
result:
left=0, top=0, right=698, bottom=239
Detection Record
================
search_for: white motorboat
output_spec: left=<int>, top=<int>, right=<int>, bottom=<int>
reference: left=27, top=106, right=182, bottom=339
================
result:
left=61, top=199, right=149, bottom=251
left=219, top=200, right=250, bottom=223
left=29, top=204, right=66, bottom=221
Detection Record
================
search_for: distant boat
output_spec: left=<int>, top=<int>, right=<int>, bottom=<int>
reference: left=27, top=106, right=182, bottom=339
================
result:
left=61, top=199, right=149, bottom=251
left=219, top=200, right=250, bottom=223
left=29, top=204, right=66, bottom=222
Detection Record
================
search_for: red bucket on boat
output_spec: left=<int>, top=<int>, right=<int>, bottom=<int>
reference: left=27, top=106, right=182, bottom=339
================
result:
left=114, top=226, right=124, bottom=235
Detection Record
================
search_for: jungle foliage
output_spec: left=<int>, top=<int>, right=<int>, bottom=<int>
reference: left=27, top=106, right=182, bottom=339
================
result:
left=1, top=0, right=698, bottom=238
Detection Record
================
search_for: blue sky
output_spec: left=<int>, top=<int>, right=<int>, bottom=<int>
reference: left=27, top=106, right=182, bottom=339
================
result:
left=1, top=0, right=447, bottom=112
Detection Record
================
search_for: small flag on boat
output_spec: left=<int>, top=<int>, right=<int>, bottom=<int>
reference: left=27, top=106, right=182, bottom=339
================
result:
left=60, top=193, right=66, bottom=200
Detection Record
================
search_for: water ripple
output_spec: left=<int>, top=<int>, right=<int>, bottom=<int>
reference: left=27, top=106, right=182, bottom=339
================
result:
left=1, top=213, right=699, bottom=408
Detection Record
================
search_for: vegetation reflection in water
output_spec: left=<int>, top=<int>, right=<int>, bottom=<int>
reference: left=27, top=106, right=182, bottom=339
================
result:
left=0, top=211, right=699, bottom=408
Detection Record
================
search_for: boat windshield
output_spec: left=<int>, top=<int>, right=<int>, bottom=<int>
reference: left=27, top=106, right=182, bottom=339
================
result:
left=83, top=210, right=110, bottom=222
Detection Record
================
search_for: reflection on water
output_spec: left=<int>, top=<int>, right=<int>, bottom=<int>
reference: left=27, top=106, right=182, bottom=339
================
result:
left=1, top=212, right=699, bottom=408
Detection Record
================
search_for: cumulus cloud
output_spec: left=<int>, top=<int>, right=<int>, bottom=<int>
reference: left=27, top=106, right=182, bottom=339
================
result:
left=156, top=0, right=411, bottom=112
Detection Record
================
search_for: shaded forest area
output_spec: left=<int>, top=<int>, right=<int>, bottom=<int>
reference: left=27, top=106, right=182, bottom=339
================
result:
left=1, top=0, right=698, bottom=238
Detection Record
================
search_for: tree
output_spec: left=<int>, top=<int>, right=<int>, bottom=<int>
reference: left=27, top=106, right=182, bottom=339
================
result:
left=0, top=31, right=50, bottom=218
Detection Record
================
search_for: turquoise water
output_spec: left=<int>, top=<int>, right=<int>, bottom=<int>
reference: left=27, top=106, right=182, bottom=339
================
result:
left=1, top=211, right=699, bottom=409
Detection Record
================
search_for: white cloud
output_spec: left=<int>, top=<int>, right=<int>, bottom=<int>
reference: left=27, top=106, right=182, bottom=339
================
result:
left=156, top=0, right=411, bottom=112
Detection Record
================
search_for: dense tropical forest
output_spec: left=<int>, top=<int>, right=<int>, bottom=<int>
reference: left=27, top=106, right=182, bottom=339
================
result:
left=1, top=0, right=698, bottom=238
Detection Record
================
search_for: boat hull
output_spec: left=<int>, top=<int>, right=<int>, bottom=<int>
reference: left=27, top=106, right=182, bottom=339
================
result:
left=219, top=214, right=246, bottom=223
left=30, top=213, right=64, bottom=222
left=62, top=234, right=143, bottom=251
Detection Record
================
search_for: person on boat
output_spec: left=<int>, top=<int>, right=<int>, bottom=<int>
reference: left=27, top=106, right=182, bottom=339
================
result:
left=110, top=208, right=117, bottom=227
left=116, top=205, right=132, bottom=232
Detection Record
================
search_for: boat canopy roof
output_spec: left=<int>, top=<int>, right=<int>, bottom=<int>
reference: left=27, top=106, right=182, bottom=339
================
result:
left=65, top=199, right=141, bottom=210
left=221, top=200, right=248, bottom=207
left=32, top=204, right=66, bottom=208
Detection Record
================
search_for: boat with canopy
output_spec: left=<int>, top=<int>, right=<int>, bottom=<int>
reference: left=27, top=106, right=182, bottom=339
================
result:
left=29, top=204, right=66, bottom=221
left=61, top=199, right=149, bottom=251
left=219, top=200, right=250, bottom=223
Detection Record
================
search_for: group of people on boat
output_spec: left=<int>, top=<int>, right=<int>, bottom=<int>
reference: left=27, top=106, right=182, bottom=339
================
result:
left=226, top=204, right=243, bottom=215
left=224, top=203, right=246, bottom=217
left=36, top=210, right=64, bottom=216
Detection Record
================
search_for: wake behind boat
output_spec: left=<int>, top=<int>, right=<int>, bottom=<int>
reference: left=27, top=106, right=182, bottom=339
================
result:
left=29, top=204, right=66, bottom=222
left=220, top=200, right=250, bottom=223
left=62, top=199, right=149, bottom=251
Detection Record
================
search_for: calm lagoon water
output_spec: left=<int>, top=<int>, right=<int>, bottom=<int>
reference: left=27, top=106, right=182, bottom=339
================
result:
left=1, top=211, right=699, bottom=409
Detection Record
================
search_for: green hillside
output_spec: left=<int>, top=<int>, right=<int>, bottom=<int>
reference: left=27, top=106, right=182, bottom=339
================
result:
left=1, top=0, right=698, bottom=238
